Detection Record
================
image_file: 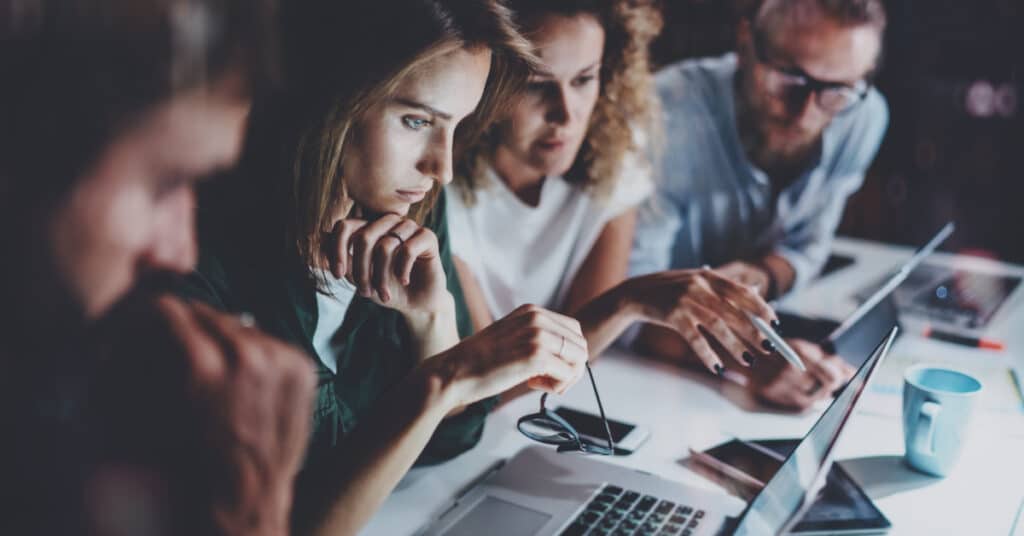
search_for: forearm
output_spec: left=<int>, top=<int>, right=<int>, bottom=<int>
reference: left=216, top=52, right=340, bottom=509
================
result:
left=403, top=292, right=460, bottom=361
left=299, top=369, right=453, bottom=536
left=574, top=283, right=641, bottom=359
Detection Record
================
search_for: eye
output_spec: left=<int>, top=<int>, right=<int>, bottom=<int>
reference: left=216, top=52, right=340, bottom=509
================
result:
left=153, top=172, right=191, bottom=200
left=401, top=115, right=432, bottom=131
left=526, top=80, right=552, bottom=94
left=571, top=75, right=596, bottom=88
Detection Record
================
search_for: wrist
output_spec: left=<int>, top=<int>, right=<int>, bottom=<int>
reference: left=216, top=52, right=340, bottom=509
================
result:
left=749, top=261, right=777, bottom=299
left=414, top=351, right=463, bottom=414
left=402, top=292, right=456, bottom=333
left=213, top=487, right=291, bottom=536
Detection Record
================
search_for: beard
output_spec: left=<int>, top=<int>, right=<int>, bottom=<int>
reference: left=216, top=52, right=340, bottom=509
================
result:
left=734, top=71, right=823, bottom=182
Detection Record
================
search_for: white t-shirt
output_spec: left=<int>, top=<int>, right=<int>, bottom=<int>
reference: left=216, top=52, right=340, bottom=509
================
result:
left=311, top=273, right=357, bottom=374
left=446, top=157, right=652, bottom=319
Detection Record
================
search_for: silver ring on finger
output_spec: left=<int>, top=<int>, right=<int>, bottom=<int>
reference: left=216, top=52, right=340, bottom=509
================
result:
left=238, top=312, right=257, bottom=328
left=558, top=335, right=566, bottom=359
left=386, top=230, right=406, bottom=244
left=805, top=379, right=823, bottom=396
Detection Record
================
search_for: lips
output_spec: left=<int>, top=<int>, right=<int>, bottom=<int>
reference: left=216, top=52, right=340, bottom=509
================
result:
left=396, top=188, right=430, bottom=203
left=536, top=138, right=566, bottom=151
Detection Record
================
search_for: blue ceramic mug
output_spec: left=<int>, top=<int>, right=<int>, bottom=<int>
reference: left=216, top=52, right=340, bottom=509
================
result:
left=902, top=365, right=983, bottom=477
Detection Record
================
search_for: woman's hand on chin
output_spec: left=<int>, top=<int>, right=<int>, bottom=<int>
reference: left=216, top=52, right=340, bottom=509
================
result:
left=323, top=214, right=451, bottom=315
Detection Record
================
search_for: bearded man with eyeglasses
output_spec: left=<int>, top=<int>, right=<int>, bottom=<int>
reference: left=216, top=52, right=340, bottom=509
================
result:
left=628, top=0, right=888, bottom=411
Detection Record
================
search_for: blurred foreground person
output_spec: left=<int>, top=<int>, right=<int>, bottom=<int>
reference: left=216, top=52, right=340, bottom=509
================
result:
left=0, top=1, right=315, bottom=534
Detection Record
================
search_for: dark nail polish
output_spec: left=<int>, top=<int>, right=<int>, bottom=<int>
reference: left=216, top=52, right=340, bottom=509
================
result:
left=742, top=352, right=755, bottom=365
left=762, top=339, right=776, bottom=352
left=714, top=363, right=725, bottom=377
left=771, top=319, right=782, bottom=335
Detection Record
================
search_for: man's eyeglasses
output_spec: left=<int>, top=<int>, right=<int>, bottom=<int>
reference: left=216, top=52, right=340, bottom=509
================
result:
left=750, top=27, right=870, bottom=115
left=517, top=363, right=616, bottom=455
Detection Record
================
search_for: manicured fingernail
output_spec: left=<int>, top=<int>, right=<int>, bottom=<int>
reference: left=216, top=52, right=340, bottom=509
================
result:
left=770, top=319, right=782, bottom=334
left=762, top=339, right=776, bottom=352
left=713, top=363, right=725, bottom=377
left=742, top=352, right=755, bottom=365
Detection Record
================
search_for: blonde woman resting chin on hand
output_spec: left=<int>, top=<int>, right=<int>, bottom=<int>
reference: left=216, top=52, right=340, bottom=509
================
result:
left=448, top=0, right=780, bottom=385
left=166, top=1, right=588, bottom=534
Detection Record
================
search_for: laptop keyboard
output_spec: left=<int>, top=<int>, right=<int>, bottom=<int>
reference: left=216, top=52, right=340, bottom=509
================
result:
left=560, top=485, right=705, bottom=536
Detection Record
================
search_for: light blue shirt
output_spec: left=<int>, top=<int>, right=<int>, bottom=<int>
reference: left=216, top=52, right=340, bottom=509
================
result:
left=630, top=53, right=889, bottom=291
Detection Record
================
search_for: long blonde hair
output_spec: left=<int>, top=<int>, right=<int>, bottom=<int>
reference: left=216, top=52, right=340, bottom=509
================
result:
left=241, top=0, right=537, bottom=291
left=455, top=0, right=663, bottom=203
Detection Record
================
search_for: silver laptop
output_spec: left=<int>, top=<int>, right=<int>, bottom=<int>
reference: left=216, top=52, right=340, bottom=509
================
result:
left=423, top=327, right=898, bottom=536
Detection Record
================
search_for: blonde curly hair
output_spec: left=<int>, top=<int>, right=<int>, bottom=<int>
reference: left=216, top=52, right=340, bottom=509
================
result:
left=454, top=0, right=663, bottom=202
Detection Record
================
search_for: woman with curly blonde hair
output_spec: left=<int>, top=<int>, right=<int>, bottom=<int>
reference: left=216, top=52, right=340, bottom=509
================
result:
left=448, top=0, right=782, bottom=372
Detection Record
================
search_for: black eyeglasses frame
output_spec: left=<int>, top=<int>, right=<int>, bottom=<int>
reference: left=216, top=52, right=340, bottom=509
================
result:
left=516, top=363, right=617, bottom=456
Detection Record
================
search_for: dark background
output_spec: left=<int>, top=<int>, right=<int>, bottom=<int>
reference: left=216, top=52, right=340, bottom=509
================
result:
left=652, top=0, right=1023, bottom=263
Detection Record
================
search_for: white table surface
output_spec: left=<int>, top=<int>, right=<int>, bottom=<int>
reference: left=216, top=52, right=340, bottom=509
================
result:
left=362, top=237, right=1024, bottom=535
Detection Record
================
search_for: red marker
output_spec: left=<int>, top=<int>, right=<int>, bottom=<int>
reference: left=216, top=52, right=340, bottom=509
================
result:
left=923, top=326, right=1005, bottom=351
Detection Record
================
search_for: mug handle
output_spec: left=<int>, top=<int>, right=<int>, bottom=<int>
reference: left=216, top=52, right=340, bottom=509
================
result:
left=912, top=400, right=942, bottom=456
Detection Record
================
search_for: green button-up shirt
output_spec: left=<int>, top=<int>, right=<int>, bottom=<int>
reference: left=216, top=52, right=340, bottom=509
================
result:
left=170, top=189, right=492, bottom=474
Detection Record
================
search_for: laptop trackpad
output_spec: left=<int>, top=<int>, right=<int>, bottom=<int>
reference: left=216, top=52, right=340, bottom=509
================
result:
left=442, top=496, right=552, bottom=536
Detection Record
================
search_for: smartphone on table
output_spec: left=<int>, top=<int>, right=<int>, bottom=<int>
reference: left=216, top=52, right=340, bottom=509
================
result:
left=552, top=406, right=650, bottom=455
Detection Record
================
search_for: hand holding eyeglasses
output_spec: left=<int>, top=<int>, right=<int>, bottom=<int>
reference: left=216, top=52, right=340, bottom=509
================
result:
left=517, top=363, right=617, bottom=456
left=419, top=304, right=589, bottom=410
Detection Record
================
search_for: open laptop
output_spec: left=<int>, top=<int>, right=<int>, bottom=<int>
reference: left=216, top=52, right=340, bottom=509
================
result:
left=780, top=222, right=952, bottom=366
left=423, top=327, right=899, bottom=536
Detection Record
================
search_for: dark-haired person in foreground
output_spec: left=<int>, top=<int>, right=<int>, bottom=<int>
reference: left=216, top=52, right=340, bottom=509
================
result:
left=630, top=0, right=889, bottom=410
left=0, top=1, right=315, bottom=534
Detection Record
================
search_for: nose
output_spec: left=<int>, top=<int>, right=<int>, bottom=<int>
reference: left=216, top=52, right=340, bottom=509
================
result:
left=544, top=85, right=572, bottom=126
left=141, top=189, right=198, bottom=275
left=416, top=128, right=454, bottom=186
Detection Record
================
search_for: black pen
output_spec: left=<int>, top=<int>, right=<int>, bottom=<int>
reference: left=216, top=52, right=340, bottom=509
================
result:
left=922, top=326, right=1004, bottom=351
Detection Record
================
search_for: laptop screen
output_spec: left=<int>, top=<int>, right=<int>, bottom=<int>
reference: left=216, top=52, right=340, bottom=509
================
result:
left=731, top=328, right=896, bottom=535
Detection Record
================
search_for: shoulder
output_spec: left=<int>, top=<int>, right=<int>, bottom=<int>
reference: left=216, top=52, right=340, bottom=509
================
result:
left=654, top=54, right=736, bottom=159
left=655, top=53, right=737, bottom=116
